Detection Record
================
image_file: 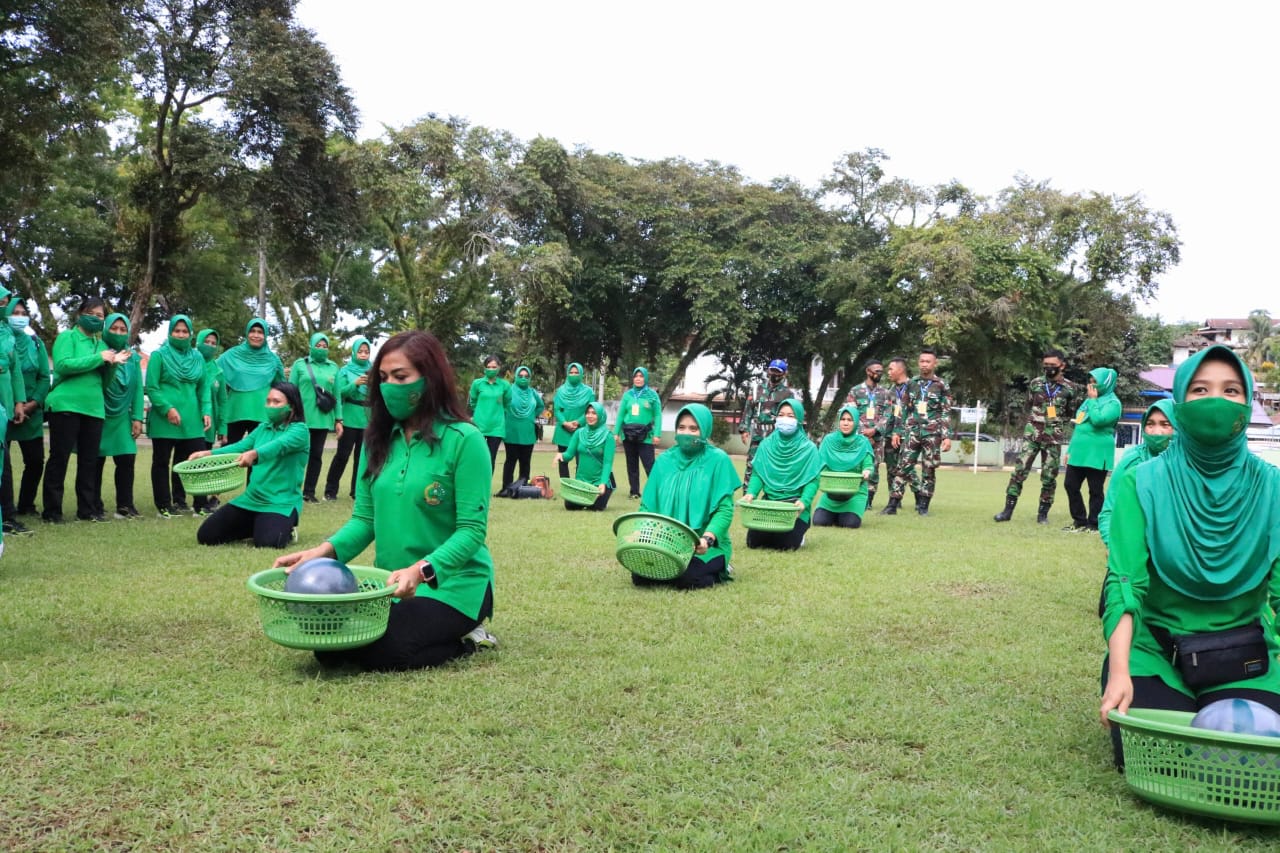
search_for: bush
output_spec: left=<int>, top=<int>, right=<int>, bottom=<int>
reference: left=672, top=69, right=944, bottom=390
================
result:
left=710, top=416, right=731, bottom=447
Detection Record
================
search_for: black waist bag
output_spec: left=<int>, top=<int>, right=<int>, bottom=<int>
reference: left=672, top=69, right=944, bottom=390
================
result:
left=622, top=423, right=651, bottom=441
left=1155, top=621, right=1270, bottom=690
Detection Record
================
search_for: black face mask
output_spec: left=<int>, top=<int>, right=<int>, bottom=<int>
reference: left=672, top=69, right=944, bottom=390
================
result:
left=869, top=372, right=883, bottom=382
left=1043, top=365, right=1061, bottom=378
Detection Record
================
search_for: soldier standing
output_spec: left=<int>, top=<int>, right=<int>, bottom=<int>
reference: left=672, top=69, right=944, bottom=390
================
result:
left=882, top=348, right=953, bottom=517
left=847, top=359, right=891, bottom=510
left=993, top=348, right=1080, bottom=524
left=738, top=358, right=799, bottom=493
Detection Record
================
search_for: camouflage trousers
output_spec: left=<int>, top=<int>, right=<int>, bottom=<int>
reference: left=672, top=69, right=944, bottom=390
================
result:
left=864, top=435, right=886, bottom=495
left=742, top=437, right=763, bottom=493
left=890, top=431, right=943, bottom=499
left=1004, top=437, right=1062, bottom=505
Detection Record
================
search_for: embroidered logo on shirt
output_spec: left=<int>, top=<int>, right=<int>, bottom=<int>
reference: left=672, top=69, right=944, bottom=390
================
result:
left=424, top=481, right=447, bottom=505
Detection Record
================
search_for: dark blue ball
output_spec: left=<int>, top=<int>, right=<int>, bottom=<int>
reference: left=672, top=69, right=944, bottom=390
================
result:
left=1191, top=699, right=1280, bottom=738
left=285, top=558, right=358, bottom=596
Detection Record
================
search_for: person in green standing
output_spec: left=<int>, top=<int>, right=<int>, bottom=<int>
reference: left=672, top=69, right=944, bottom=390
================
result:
left=1, top=299, right=49, bottom=534
left=615, top=366, right=662, bottom=499
left=42, top=296, right=130, bottom=523
left=552, top=362, right=593, bottom=479
left=0, top=288, right=29, bottom=533
left=1099, top=345, right=1280, bottom=769
left=193, top=381, right=310, bottom=548
left=172, top=327, right=227, bottom=516
left=289, top=331, right=343, bottom=503
left=325, top=336, right=371, bottom=500
left=555, top=401, right=615, bottom=511
left=94, top=313, right=145, bottom=519
left=146, top=315, right=212, bottom=518
left=743, top=399, right=821, bottom=550
left=275, top=330, right=498, bottom=670
left=1062, top=366, right=1121, bottom=532
left=218, top=318, right=285, bottom=445
left=813, top=404, right=875, bottom=529
left=501, top=365, right=542, bottom=491
left=1097, top=398, right=1175, bottom=548
left=633, top=403, right=739, bottom=589
left=469, top=355, right=512, bottom=473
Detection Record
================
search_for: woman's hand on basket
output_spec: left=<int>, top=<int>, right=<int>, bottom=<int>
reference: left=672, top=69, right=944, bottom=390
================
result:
left=273, top=542, right=336, bottom=571
left=236, top=450, right=258, bottom=468
left=596, top=484, right=606, bottom=495
left=553, top=453, right=563, bottom=463
left=386, top=566, right=423, bottom=599
left=187, top=449, right=212, bottom=461
left=1100, top=673, right=1133, bottom=727
left=793, top=500, right=804, bottom=509
left=742, top=494, right=753, bottom=502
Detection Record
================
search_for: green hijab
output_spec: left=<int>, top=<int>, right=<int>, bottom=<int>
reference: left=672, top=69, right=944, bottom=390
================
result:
left=578, top=401, right=610, bottom=451
left=157, top=315, right=204, bottom=382
left=9, top=299, right=39, bottom=374
left=218, top=318, right=281, bottom=392
left=555, top=362, right=593, bottom=410
left=640, top=403, right=739, bottom=530
left=509, top=365, right=539, bottom=419
left=1140, top=398, right=1176, bottom=456
left=819, top=404, right=873, bottom=471
left=1135, top=345, right=1280, bottom=600
left=0, top=284, right=14, bottom=356
left=750, top=398, right=822, bottom=497
left=626, top=366, right=656, bottom=401
left=309, top=331, right=330, bottom=363
left=103, top=313, right=138, bottom=418
left=1090, top=367, right=1118, bottom=397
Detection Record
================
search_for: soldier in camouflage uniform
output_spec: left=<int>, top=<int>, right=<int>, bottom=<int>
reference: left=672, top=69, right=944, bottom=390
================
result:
left=847, top=359, right=891, bottom=510
left=993, top=348, right=1080, bottom=525
left=880, top=357, right=912, bottom=508
left=882, top=349, right=953, bottom=517
left=738, top=358, right=799, bottom=493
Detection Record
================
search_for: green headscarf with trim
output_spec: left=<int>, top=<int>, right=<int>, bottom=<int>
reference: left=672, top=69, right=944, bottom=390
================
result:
left=1135, top=345, right=1280, bottom=600
left=509, top=364, right=539, bottom=419
left=1139, top=397, right=1176, bottom=456
left=8, top=299, right=39, bottom=374
left=196, top=328, right=220, bottom=361
left=103, top=313, right=138, bottom=418
left=640, top=403, right=739, bottom=530
left=749, top=397, right=821, bottom=497
left=819, top=404, right=873, bottom=471
left=578, top=400, right=610, bottom=452
left=340, top=336, right=371, bottom=400
left=157, top=315, right=204, bottom=382
left=218, top=318, right=282, bottom=392
left=555, top=362, right=593, bottom=410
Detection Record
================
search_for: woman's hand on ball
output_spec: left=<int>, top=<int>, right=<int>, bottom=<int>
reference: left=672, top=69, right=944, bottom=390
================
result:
left=273, top=543, right=335, bottom=572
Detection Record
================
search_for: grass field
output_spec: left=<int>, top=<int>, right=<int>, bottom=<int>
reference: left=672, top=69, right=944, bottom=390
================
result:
left=3, top=448, right=1277, bottom=850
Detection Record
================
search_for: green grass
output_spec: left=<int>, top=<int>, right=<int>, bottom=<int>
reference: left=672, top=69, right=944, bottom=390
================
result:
left=3, top=449, right=1278, bottom=850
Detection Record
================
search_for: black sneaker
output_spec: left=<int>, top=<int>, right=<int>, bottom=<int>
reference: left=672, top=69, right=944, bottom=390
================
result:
left=3, top=518, right=34, bottom=536
left=172, top=501, right=191, bottom=513
left=323, top=493, right=338, bottom=502
left=16, top=505, right=38, bottom=517
left=41, top=513, right=65, bottom=525
left=76, top=513, right=109, bottom=523
left=302, top=495, right=319, bottom=504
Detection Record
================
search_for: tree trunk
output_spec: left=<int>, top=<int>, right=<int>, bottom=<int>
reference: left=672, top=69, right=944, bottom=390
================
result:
left=128, top=218, right=161, bottom=344
left=258, top=244, right=267, bottom=317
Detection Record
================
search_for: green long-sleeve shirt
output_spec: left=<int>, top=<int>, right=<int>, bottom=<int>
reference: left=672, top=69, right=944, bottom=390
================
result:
left=504, top=389, right=544, bottom=445
left=214, top=421, right=310, bottom=517
left=203, top=359, right=228, bottom=441
left=614, top=388, right=662, bottom=444
left=146, top=353, right=211, bottom=441
left=46, top=327, right=114, bottom=418
left=747, top=470, right=821, bottom=525
left=1066, top=396, right=1121, bottom=470
left=9, top=334, right=49, bottom=443
left=289, top=357, right=343, bottom=430
left=327, top=420, right=495, bottom=620
left=469, top=377, right=512, bottom=439
left=560, top=429, right=615, bottom=487
left=0, top=346, right=26, bottom=424
left=816, top=446, right=875, bottom=515
left=337, top=369, right=370, bottom=430
left=100, top=351, right=145, bottom=457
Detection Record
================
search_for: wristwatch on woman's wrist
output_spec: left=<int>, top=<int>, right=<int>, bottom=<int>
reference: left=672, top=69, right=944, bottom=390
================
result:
left=416, top=560, right=435, bottom=585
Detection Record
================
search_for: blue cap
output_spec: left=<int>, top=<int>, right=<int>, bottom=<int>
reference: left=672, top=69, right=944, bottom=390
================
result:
left=768, top=359, right=788, bottom=373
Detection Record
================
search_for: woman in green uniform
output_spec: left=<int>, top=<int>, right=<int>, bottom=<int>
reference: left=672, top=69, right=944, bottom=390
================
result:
left=173, top=328, right=227, bottom=515
left=325, top=336, right=371, bottom=500
left=1097, top=398, right=1175, bottom=547
left=552, top=362, right=592, bottom=479
left=193, top=381, right=309, bottom=548
left=1062, top=367, right=1121, bottom=532
left=95, top=313, right=144, bottom=519
left=1, top=299, right=48, bottom=533
left=555, top=401, right=615, bottom=511
left=634, top=403, right=739, bottom=589
left=615, top=366, right=662, bottom=498
left=813, top=404, right=875, bottom=529
left=42, top=297, right=130, bottom=523
left=289, top=331, right=343, bottom=503
left=0, top=289, right=30, bottom=534
left=146, top=315, right=211, bottom=518
left=469, top=355, right=511, bottom=473
left=1100, top=345, right=1280, bottom=768
left=275, top=330, right=498, bottom=670
left=501, top=365, right=542, bottom=491
left=218, top=318, right=285, bottom=444
left=743, top=399, right=821, bottom=550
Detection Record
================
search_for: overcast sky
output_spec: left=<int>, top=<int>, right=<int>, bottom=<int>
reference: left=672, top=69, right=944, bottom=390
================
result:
left=295, top=0, right=1278, bottom=326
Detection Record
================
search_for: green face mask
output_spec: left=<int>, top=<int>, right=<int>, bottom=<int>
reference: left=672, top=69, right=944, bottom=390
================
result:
left=310, top=346, right=328, bottom=363
left=674, top=433, right=705, bottom=454
left=484, top=367, right=498, bottom=379
left=198, top=343, right=220, bottom=361
left=78, top=314, right=104, bottom=335
left=382, top=378, right=426, bottom=422
left=1143, top=432, right=1172, bottom=455
left=515, top=376, right=530, bottom=389
left=566, top=373, right=582, bottom=386
left=1173, top=397, right=1250, bottom=447
left=265, top=405, right=290, bottom=425
left=103, top=330, right=129, bottom=350
left=168, top=334, right=191, bottom=352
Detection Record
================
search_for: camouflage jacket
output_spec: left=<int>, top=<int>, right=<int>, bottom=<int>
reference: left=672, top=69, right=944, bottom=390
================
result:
left=1022, top=376, right=1080, bottom=444
left=740, top=380, right=799, bottom=442
left=895, top=374, right=953, bottom=439
left=847, top=382, right=891, bottom=440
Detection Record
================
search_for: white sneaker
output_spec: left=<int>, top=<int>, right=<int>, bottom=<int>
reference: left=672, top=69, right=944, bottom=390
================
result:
left=462, top=625, right=498, bottom=651
left=290, top=527, right=298, bottom=543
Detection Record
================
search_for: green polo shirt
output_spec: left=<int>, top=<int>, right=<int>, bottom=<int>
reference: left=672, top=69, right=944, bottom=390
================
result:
left=46, top=327, right=114, bottom=418
left=146, top=352, right=212, bottom=440
left=337, top=369, right=370, bottom=430
left=289, top=357, right=342, bottom=430
left=214, top=421, right=310, bottom=517
left=469, top=377, right=512, bottom=439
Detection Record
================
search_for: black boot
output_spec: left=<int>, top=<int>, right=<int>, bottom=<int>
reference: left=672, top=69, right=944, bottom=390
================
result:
left=994, top=496, right=1016, bottom=522
left=865, top=490, right=875, bottom=511
left=879, top=497, right=900, bottom=516
left=916, top=495, right=931, bottom=516
left=1037, top=501, right=1051, bottom=524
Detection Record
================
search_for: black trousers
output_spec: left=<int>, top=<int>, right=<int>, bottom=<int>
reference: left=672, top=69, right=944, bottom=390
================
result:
left=501, top=442, right=533, bottom=488
left=746, top=517, right=810, bottom=551
left=564, top=477, right=615, bottom=512
left=151, top=436, right=205, bottom=511
left=302, top=428, right=329, bottom=498
left=1063, top=465, right=1107, bottom=528
left=2, top=435, right=44, bottom=515
left=632, top=554, right=728, bottom=590
left=556, top=444, right=571, bottom=479
left=197, top=503, right=298, bottom=549
left=43, top=411, right=104, bottom=520
left=316, top=585, right=494, bottom=671
left=326, top=427, right=364, bottom=498
left=94, top=454, right=137, bottom=514
left=226, top=419, right=256, bottom=445
left=171, top=440, right=215, bottom=509
left=622, top=439, right=654, bottom=497
left=812, top=507, right=862, bottom=528
left=485, top=435, right=502, bottom=472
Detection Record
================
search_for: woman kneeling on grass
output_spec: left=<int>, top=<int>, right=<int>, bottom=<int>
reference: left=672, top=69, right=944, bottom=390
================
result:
left=555, top=401, right=615, bottom=511
left=192, top=382, right=308, bottom=548
left=742, top=399, right=821, bottom=550
left=633, top=404, right=738, bottom=590
left=1099, top=345, right=1280, bottom=769
left=274, top=330, right=498, bottom=670
left=813, top=404, right=874, bottom=529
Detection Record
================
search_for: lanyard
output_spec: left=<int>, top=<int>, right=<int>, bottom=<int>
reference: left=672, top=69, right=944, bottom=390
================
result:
left=918, top=379, right=933, bottom=402
left=894, top=383, right=908, bottom=402
left=1045, top=381, right=1061, bottom=402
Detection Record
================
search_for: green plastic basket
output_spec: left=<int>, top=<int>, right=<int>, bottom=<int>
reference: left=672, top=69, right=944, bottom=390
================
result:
left=737, top=498, right=802, bottom=532
left=173, top=455, right=246, bottom=496
left=560, top=477, right=600, bottom=507
left=612, top=512, right=698, bottom=580
left=1109, top=708, right=1280, bottom=824
left=818, top=469, right=863, bottom=499
left=246, top=566, right=395, bottom=651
